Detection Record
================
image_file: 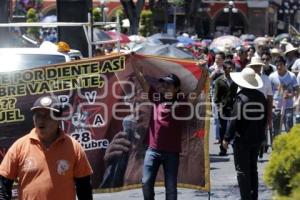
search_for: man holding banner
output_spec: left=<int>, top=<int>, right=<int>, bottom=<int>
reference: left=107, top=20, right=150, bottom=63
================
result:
left=0, top=95, right=93, bottom=200
left=132, top=62, right=207, bottom=200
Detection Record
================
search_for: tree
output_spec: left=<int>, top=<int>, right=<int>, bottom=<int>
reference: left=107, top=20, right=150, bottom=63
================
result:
left=92, top=7, right=102, bottom=22
left=120, top=0, right=145, bottom=35
left=139, top=10, right=154, bottom=37
left=26, top=8, right=40, bottom=39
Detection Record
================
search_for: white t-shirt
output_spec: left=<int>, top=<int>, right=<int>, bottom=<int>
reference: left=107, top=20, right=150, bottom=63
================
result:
left=269, top=71, right=298, bottom=109
left=290, top=58, right=300, bottom=72
left=258, top=74, right=273, bottom=98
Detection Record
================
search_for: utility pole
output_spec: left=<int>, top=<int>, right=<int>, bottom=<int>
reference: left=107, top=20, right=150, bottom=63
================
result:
left=0, top=0, right=10, bottom=47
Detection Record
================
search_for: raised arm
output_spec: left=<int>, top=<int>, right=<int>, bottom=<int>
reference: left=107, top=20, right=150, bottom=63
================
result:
left=132, top=63, right=150, bottom=93
left=187, top=60, right=208, bottom=104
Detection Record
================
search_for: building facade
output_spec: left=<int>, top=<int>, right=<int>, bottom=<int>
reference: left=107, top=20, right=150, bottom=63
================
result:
left=10, top=0, right=298, bottom=37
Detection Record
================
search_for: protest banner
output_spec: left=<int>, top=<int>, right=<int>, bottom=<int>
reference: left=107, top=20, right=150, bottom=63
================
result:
left=0, top=53, right=210, bottom=193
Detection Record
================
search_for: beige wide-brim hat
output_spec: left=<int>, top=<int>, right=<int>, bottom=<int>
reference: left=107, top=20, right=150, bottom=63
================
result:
left=270, top=48, right=281, bottom=55
left=230, top=68, right=263, bottom=89
left=284, top=43, right=298, bottom=55
left=246, top=56, right=265, bottom=68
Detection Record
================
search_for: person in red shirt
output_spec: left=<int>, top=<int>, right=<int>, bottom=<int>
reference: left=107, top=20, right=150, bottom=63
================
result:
left=132, top=63, right=208, bottom=200
left=234, top=46, right=249, bottom=71
left=0, top=95, right=93, bottom=200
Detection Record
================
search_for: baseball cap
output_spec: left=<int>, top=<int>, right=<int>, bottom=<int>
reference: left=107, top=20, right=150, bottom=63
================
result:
left=31, top=95, right=62, bottom=113
left=159, top=74, right=181, bottom=88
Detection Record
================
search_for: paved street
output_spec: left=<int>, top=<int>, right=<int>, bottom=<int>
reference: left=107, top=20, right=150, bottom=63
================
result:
left=94, top=120, right=273, bottom=200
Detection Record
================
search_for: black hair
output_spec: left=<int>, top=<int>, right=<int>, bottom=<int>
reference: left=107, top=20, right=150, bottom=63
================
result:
left=247, top=46, right=256, bottom=52
left=261, top=51, right=271, bottom=58
left=274, top=55, right=286, bottom=65
left=215, top=52, right=226, bottom=60
left=224, top=59, right=235, bottom=68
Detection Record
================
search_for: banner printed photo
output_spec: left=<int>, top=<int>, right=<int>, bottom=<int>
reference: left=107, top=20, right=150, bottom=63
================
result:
left=0, top=53, right=210, bottom=193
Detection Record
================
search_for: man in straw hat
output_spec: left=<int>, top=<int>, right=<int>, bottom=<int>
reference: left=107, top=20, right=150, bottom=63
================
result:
left=246, top=56, right=273, bottom=156
left=284, top=43, right=300, bottom=72
left=0, top=95, right=93, bottom=200
left=223, top=67, right=267, bottom=200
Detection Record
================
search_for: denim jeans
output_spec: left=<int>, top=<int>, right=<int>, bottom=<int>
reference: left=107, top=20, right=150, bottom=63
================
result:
left=273, top=108, right=294, bottom=135
left=142, top=148, right=179, bottom=200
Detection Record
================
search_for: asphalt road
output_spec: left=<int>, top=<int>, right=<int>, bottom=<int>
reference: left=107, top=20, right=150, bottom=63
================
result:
left=93, top=120, right=273, bottom=200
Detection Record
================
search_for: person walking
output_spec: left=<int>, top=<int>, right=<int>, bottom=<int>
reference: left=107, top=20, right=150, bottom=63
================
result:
left=269, top=56, right=299, bottom=135
left=132, top=63, right=208, bottom=200
left=0, top=95, right=93, bottom=200
left=223, top=67, right=267, bottom=200
left=246, top=56, right=273, bottom=157
left=214, top=59, right=237, bottom=156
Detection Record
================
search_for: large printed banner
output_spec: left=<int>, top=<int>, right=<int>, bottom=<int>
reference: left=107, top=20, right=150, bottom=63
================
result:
left=0, top=53, right=210, bottom=192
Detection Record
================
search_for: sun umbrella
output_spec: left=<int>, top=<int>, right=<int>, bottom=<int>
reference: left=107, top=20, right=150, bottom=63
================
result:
left=128, top=35, right=146, bottom=43
left=41, top=15, right=57, bottom=23
left=93, top=29, right=112, bottom=42
left=106, top=31, right=130, bottom=43
left=274, top=33, right=290, bottom=43
left=133, top=43, right=194, bottom=59
left=148, top=33, right=178, bottom=45
left=240, top=34, right=255, bottom=42
left=209, top=35, right=242, bottom=51
left=254, top=37, right=268, bottom=44
left=176, top=36, right=195, bottom=46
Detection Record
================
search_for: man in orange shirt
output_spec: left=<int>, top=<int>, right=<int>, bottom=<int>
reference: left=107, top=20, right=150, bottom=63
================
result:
left=0, top=95, right=93, bottom=200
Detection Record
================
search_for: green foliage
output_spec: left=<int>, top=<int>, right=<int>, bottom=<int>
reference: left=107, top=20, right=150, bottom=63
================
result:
left=26, top=8, right=38, bottom=20
left=93, top=7, right=102, bottom=22
left=116, top=9, right=126, bottom=20
left=139, top=10, right=154, bottom=37
left=114, top=8, right=127, bottom=33
left=26, top=8, right=39, bottom=38
left=264, top=125, right=300, bottom=198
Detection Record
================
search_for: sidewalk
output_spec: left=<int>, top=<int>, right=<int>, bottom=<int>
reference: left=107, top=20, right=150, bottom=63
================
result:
left=93, top=120, right=273, bottom=199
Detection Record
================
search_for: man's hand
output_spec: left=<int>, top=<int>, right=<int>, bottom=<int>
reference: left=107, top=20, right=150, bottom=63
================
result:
left=222, top=140, right=229, bottom=150
left=197, top=60, right=207, bottom=67
left=104, top=132, right=131, bottom=163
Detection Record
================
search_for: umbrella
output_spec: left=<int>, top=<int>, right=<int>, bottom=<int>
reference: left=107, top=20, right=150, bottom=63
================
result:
left=128, top=35, right=146, bottom=43
left=148, top=33, right=178, bottom=45
left=133, top=43, right=194, bottom=59
left=41, top=15, right=57, bottom=23
left=93, top=29, right=112, bottom=42
left=254, top=37, right=268, bottom=44
left=209, top=35, right=242, bottom=51
left=106, top=31, right=130, bottom=43
left=240, top=34, right=255, bottom=42
left=176, top=36, right=195, bottom=46
left=274, top=33, right=290, bottom=43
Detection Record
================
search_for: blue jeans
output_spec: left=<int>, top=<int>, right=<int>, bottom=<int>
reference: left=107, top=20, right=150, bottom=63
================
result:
left=142, top=148, right=179, bottom=200
left=273, top=108, right=294, bottom=135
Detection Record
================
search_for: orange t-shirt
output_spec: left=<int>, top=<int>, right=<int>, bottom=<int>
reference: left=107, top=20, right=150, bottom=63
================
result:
left=0, top=128, right=93, bottom=200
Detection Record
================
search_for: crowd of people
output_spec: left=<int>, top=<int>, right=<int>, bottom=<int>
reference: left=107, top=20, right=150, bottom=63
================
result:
left=200, top=36, right=300, bottom=200
left=0, top=31, right=300, bottom=200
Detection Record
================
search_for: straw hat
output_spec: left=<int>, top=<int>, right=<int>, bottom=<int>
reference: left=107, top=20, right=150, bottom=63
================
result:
left=284, top=43, right=298, bottom=55
left=270, top=48, right=281, bottom=55
left=246, top=56, right=265, bottom=68
left=230, top=68, right=263, bottom=89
